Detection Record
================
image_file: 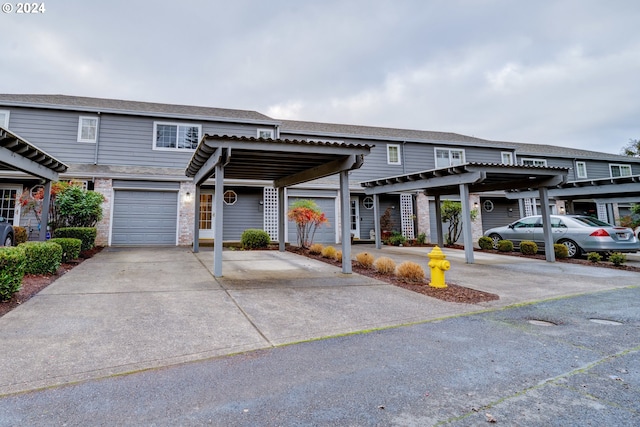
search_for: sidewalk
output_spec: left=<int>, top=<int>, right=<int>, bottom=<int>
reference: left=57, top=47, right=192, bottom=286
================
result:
left=0, top=245, right=637, bottom=396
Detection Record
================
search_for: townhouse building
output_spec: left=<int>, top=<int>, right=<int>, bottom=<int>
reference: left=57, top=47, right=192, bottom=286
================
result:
left=0, top=94, right=638, bottom=247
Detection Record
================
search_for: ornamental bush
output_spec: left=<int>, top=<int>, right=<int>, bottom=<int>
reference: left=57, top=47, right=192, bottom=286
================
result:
left=49, top=238, right=82, bottom=262
left=54, top=227, right=97, bottom=251
left=309, top=243, right=324, bottom=255
left=497, top=239, right=513, bottom=252
left=373, top=256, right=396, bottom=274
left=554, top=243, right=569, bottom=259
left=355, top=252, right=374, bottom=268
left=388, top=231, right=407, bottom=246
left=587, top=252, right=602, bottom=263
left=395, top=261, right=425, bottom=282
left=0, top=246, right=26, bottom=301
left=334, top=250, right=342, bottom=263
left=520, top=240, right=538, bottom=255
left=609, top=252, right=626, bottom=266
left=240, top=229, right=270, bottom=249
left=417, top=233, right=427, bottom=245
left=321, top=245, right=337, bottom=259
left=20, top=241, right=62, bottom=275
left=13, top=226, right=28, bottom=245
left=478, top=236, right=494, bottom=250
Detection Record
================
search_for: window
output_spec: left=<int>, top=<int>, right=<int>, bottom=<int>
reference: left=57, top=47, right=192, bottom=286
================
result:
left=483, top=200, right=494, bottom=212
left=154, top=122, right=201, bottom=150
left=501, top=152, right=514, bottom=165
left=575, top=161, right=588, bottom=179
left=257, top=128, right=274, bottom=139
left=610, top=164, right=632, bottom=177
left=387, top=144, right=401, bottom=165
left=521, top=158, right=547, bottom=167
left=435, top=148, right=465, bottom=168
left=363, top=196, right=374, bottom=209
left=77, top=116, right=99, bottom=142
left=223, top=190, right=237, bottom=205
left=513, top=216, right=541, bottom=229
left=0, top=110, right=9, bottom=128
left=0, top=187, right=17, bottom=223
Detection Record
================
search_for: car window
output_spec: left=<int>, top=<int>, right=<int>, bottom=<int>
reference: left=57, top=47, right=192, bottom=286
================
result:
left=513, top=217, right=540, bottom=228
left=551, top=218, right=567, bottom=228
left=573, top=216, right=611, bottom=227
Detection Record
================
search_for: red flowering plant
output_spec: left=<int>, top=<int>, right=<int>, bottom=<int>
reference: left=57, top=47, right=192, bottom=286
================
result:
left=287, top=199, right=329, bottom=248
left=19, top=181, right=70, bottom=231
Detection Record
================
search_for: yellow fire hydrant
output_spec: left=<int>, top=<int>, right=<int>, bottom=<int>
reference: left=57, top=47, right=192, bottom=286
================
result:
left=428, top=246, right=450, bottom=288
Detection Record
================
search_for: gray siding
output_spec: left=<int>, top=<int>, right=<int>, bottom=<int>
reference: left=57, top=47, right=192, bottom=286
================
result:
left=480, top=197, right=520, bottom=231
left=219, top=187, right=264, bottom=241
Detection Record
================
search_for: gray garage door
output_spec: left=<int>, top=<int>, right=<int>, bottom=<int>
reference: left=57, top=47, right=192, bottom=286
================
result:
left=288, top=197, right=336, bottom=245
left=112, top=190, right=178, bottom=245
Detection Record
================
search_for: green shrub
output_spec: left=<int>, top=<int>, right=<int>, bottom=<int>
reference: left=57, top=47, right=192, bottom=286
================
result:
left=478, top=236, right=494, bottom=250
left=609, top=252, right=626, bottom=266
left=13, top=226, right=28, bottom=245
left=554, top=243, right=569, bottom=259
left=0, top=247, right=26, bottom=301
left=497, top=240, right=513, bottom=252
left=520, top=240, right=538, bottom=255
left=54, top=227, right=97, bottom=252
left=20, top=241, right=62, bottom=275
left=240, top=229, right=270, bottom=249
left=49, top=238, right=82, bottom=262
left=587, top=252, right=602, bottom=263
left=321, top=245, right=337, bottom=259
left=388, top=231, right=407, bottom=246
left=417, top=233, right=427, bottom=245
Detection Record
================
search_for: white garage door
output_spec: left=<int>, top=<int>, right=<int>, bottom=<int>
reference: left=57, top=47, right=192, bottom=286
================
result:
left=112, top=190, right=178, bottom=245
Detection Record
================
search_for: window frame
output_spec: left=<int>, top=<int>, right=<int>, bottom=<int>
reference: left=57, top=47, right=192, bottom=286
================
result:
left=575, top=161, right=588, bottom=179
left=387, top=144, right=401, bottom=165
left=521, top=158, right=548, bottom=167
left=362, top=196, right=374, bottom=210
left=223, top=190, right=237, bottom=205
left=609, top=164, right=632, bottom=177
left=0, top=110, right=9, bottom=128
left=77, top=116, right=99, bottom=143
left=153, top=121, right=202, bottom=151
left=501, top=151, right=514, bottom=165
left=257, top=128, right=274, bottom=139
left=434, top=147, right=466, bottom=168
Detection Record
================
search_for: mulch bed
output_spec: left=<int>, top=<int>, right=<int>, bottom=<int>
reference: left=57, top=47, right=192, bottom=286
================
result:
left=286, top=246, right=500, bottom=304
left=0, top=246, right=103, bottom=318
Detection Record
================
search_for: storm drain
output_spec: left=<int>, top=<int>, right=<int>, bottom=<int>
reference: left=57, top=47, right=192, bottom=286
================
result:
left=528, top=320, right=557, bottom=327
left=589, top=318, right=623, bottom=325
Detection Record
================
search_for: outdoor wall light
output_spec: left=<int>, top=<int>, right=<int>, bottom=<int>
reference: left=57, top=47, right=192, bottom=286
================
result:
left=473, top=202, right=479, bottom=209
left=184, top=192, right=193, bottom=202
left=560, top=206, right=566, bottom=214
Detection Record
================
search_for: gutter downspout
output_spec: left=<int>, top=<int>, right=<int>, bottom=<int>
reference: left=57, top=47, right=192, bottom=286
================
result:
left=94, top=112, right=101, bottom=165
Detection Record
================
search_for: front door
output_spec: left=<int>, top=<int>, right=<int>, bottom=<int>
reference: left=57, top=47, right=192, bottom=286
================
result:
left=199, top=192, right=214, bottom=239
left=350, top=197, right=360, bottom=239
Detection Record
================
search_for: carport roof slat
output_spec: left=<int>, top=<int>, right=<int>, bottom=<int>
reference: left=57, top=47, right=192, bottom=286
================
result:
left=0, top=127, right=69, bottom=178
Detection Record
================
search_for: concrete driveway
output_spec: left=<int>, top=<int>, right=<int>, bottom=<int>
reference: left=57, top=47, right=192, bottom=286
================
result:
left=0, top=245, right=637, bottom=396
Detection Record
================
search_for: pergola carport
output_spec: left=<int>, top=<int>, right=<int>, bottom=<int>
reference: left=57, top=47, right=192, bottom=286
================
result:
left=185, top=134, right=372, bottom=277
left=0, top=127, right=68, bottom=240
left=361, top=162, right=569, bottom=263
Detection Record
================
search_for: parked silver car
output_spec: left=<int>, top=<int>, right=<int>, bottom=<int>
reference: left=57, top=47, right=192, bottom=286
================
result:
left=484, top=215, right=640, bottom=258
left=0, top=217, right=13, bottom=247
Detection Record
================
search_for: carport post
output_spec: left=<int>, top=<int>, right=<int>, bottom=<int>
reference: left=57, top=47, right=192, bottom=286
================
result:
left=278, top=186, right=286, bottom=252
left=39, top=181, right=51, bottom=241
left=538, top=186, right=556, bottom=262
left=373, top=194, right=381, bottom=249
left=434, top=194, right=444, bottom=247
left=213, top=162, right=225, bottom=276
left=339, top=170, right=352, bottom=273
left=193, top=184, right=200, bottom=253
left=459, top=184, right=474, bottom=264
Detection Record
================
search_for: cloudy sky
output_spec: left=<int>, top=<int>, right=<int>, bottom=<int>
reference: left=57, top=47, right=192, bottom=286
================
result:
left=1, top=0, right=639, bottom=154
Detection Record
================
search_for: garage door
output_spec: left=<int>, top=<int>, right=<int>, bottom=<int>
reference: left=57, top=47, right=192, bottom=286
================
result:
left=288, top=197, right=336, bottom=245
left=112, top=190, right=178, bottom=245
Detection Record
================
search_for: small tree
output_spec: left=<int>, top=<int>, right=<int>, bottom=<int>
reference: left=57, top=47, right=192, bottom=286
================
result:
left=19, top=181, right=70, bottom=231
left=441, top=200, right=478, bottom=245
left=621, top=138, right=640, bottom=157
left=287, top=199, right=329, bottom=248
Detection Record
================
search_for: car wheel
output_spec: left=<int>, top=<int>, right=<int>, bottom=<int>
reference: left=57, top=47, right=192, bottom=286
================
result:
left=559, top=239, right=580, bottom=258
left=488, top=233, right=502, bottom=249
left=3, top=235, right=12, bottom=247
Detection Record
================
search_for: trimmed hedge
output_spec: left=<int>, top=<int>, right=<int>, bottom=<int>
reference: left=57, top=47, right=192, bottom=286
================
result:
left=240, top=229, right=270, bottom=249
left=520, top=240, right=538, bottom=255
left=478, top=236, right=494, bottom=250
left=497, top=239, right=514, bottom=252
left=0, top=246, right=26, bottom=301
left=20, top=241, right=63, bottom=275
left=49, top=238, right=82, bottom=263
left=53, top=227, right=97, bottom=252
left=554, top=243, right=569, bottom=259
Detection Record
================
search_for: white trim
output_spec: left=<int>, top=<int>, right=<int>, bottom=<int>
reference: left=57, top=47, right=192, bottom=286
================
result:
left=0, top=184, right=21, bottom=226
left=0, top=110, right=10, bottom=128
left=223, top=190, right=237, bottom=205
left=152, top=121, right=202, bottom=151
left=521, top=158, right=547, bottom=167
left=77, top=116, right=99, bottom=143
left=435, top=147, right=465, bottom=168
left=387, top=144, right=401, bottom=165
left=257, top=128, right=274, bottom=139
left=609, top=163, right=632, bottom=177
left=501, top=151, right=514, bottom=165
left=575, top=161, right=588, bottom=179
left=400, top=193, right=415, bottom=239
left=350, top=196, right=360, bottom=239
